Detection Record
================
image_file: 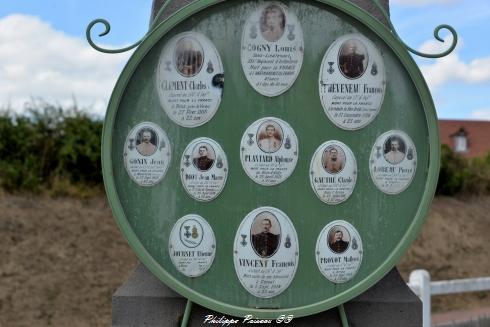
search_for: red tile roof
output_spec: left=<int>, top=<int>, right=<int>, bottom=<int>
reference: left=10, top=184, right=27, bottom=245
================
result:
left=439, top=120, right=490, bottom=158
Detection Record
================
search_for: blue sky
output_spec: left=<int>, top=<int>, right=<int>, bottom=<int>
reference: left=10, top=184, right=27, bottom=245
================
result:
left=0, top=0, right=489, bottom=119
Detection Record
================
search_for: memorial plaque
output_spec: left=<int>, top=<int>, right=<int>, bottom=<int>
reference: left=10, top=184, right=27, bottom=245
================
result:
left=316, top=220, right=363, bottom=283
left=319, top=34, right=386, bottom=130
left=169, top=214, right=216, bottom=277
left=310, top=140, right=357, bottom=204
left=103, top=0, right=439, bottom=319
left=123, top=122, right=171, bottom=186
left=241, top=2, right=304, bottom=97
left=369, top=130, right=417, bottom=194
left=234, top=207, right=299, bottom=298
left=180, top=137, right=228, bottom=201
left=240, top=117, right=298, bottom=186
left=156, top=31, right=224, bottom=127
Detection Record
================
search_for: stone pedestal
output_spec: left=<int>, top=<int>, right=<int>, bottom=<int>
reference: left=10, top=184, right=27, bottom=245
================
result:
left=112, top=263, right=421, bottom=327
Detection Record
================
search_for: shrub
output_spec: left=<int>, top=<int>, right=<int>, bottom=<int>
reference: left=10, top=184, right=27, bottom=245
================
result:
left=436, top=144, right=469, bottom=195
left=0, top=101, right=103, bottom=193
left=463, top=152, right=490, bottom=195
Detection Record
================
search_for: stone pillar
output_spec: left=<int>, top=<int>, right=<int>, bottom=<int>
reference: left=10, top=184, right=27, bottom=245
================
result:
left=150, top=0, right=390, bottom=26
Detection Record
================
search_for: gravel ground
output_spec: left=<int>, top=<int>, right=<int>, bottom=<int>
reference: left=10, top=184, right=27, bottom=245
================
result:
left=0, top=194, right=488, bottom=326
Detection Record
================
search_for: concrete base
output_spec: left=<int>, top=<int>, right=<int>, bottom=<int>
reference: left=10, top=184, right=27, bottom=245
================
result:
left=112, top=263, right=421, bottom=327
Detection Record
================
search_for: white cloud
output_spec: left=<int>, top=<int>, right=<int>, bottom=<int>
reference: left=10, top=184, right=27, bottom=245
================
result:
left=0, top=14, right=131, bottom=115
left=470, top=108, right=490, bottom=121
left=418, top=36, right=490, bottom=89
left=392, top=0, right=457, bottom=6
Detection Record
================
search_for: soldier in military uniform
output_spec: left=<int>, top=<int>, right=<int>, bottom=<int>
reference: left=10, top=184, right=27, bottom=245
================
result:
left=193, top=145, right=214, bottom=171
left=252, top=218, right=280, bottom=258
left=339, top=41, right=366, bottom=79
left=258, top=124, right=282, bottom=153
left=329, top=229, right=349, bottom=254
left=136, top=130, right=157, bottom=156
left=384, top=137, right=405, bottom=165
left=260, top=4, right=286, bottom=42
left=175, top=37, right=203, bottom=77
left=323, top=146, right=345, bottom=174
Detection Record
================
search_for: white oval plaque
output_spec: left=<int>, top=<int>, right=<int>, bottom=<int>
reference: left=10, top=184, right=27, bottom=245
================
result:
left=316, top=220, right=363, bottom=283
left=241, top=2, right=304, bottom=97
left=169, top=214, right=216, bottom=277
left=310, top=140, right=357, bottom=204
left=234, top=207, right=299, bottom=298
left=240, top=117, right=298, bottom=186
left=369, top=130, right=417, bottom=194
left=180, top=138, right=228, bottom=202
left=123, top=122, right=171, bottom=186
left=156, top=31, right=224, bottom=127
left=319, top=33, right=386, bottom=130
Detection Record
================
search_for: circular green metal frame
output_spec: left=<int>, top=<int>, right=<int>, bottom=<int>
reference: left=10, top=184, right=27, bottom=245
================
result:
left=102, top=0, right=439, bottom=318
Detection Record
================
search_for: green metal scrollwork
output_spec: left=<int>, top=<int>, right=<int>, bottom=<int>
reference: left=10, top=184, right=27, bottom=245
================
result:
left=86, top=19, right=142, bottom=54
left=371, top=0, right=457, bottom=58
left=86, top=0, right=174, bottom=54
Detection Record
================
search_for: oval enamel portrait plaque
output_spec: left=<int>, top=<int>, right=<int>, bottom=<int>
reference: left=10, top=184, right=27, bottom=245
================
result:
left=316, top=220, right=363, bottom=283
left=123, top=122, right=171, bottom=186
left=180, top=138, right=228, bottom=201
left=319, top=34, right=386, bottom=130
left=369, top=130, right=417, bottom=194
left=240, top=117, right=298, bottom=186
left=169, top=214, right=216, bottom=277
left=234, top=207, right=299, bottom=298
left=310, top=140, right=357, bottom=204
left=241, top=2, right=304, bottom=97
left=156, top=31, right=224, bottom=127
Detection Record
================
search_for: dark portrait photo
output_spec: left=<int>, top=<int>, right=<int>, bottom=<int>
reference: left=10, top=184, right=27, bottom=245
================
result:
left=338, top=39, right=368, bottom=79
left=250, top=211, right=281, bottom=258
left=383, top=135, right=406, bottom=165
left=136, top=127, right=158, bottom=157
left=192, top=143, right=215, bottom=171
left=256, top=120, right=283, bottom=154
left=174, top=36, right=204, bottom=77
left=260, top=4, right=286, bottom=42
left=327, top=225, right=350, bottom=254
left=322, top=145, right=346, bottom=175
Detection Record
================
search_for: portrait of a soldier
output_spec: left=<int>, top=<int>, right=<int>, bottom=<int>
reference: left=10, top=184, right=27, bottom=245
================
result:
left=193, top=145, right=214, bottom=171
left=174, top=36, right=204, bottom=77
left=251, top=215, right=280, bottom=258
left=338, top=39, right=367, bottom=79
left=136, top=129, right=157, bottom=156
left=328, top=228, right=349, bottom=254
left=257, top=123, right=282, bottom=153
left=323, top=146, right=345, bottom=174
left=260, top=4, right=286, bottom=42
left=384, top=136, right=406, bottom=165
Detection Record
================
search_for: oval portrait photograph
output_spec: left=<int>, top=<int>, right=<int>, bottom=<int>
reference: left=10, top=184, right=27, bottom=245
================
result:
left=260, top=3, right=286, bottom=42
left=256, top=120, right=283, bottom=154
left=338, top=38, right=369, bottom=79
left=327, top=224, right=350, bottom=254
left=383, top=134, right=407, bottom=165
left=174, top=36, right=204, bottom=77
left=192, top=142, right=216, bottom=172
left=250, top=210, right=282, bottom=258
left=322, top=144, right=346, bottom=175
left=135, top=126, right=159, bottom=157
